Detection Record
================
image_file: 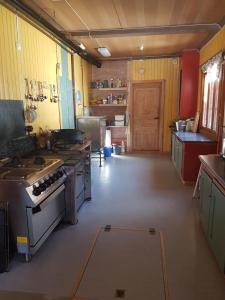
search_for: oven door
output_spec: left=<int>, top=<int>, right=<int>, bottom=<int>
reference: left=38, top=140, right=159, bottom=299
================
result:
left=26, top=184, right=65, bottom=253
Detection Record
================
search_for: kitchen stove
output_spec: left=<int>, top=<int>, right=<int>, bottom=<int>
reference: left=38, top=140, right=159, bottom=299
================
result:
left=33, top=139, right=92, bottom=223
left=0, top=155, right=67, bottom=261
left=0, top=134, right=92, bottom=262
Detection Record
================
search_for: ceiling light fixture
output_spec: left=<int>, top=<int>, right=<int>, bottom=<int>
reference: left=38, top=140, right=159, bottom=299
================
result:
left=79, top=43, right=86, bottom=50
left=140, top=45, right=144, bottom=51
left=97, top=47, right=111, bottom=57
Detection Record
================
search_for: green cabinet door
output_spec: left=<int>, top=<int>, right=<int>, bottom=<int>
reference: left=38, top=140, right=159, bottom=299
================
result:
left=175, top=139, right=183, bottom=176
left=171, top=133, right=175, bottom=162
left=199, top=170, right=212, bottom=236
left=209, top=184, right=225, bottom=273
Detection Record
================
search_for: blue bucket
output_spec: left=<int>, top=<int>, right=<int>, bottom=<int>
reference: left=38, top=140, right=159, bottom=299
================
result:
left=103, top=147, right=112, bottom=157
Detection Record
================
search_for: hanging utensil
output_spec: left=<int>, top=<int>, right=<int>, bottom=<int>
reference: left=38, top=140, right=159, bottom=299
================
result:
left=24, top=78, right=30, bottom=100
left=50, top=84, right=53, bottom=102
left=52, top=84, right=58, bottom=103
left=30, top=80, right=37, bottom=109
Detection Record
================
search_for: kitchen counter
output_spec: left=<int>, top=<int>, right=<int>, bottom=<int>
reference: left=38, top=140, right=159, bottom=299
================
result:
left=171, top=132, right=217, bottom=183
left=199, top=154, right=225, bottom=189
left=198, top=154, right=225, bottom=273
left=174, top=132, right=216, bottom=143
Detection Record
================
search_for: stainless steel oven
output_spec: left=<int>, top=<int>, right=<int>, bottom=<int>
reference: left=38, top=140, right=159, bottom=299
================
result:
left=0, top=157, right=67, bottom=261
left=26, top=184, right=65, bottom=251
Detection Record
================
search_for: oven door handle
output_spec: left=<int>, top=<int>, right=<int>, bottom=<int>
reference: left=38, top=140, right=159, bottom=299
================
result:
left=37, top=184, right=65, bottom=212
left=76, top=171, right=84, bottom=176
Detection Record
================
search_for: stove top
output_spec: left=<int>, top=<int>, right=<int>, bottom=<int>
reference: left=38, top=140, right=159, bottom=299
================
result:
left=4, top=156, right=54, bottom=169
left=0, top=156, right=63, bottom=183
left=0, top=168, right=38, bottom=180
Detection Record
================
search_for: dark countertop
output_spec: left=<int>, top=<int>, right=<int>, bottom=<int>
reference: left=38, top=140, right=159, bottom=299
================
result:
left=199, top=154, right=225, bottom=188
left=174, top=131, right=216, bottom=143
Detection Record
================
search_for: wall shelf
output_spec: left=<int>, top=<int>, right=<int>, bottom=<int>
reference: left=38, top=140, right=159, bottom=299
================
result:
left=107, top=125, right=128, bottom=128
left=91, top=87, right=127, bottom=91
left=90, top=104, right=127, bottom=107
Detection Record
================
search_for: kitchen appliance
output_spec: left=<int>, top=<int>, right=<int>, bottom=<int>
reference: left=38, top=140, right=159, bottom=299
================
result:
left=52, top=132, right=91, bottom=205
left=77, top=116, right=106, bottom=151
left=0, top=156, right=66, bottom=261
left=52, top=129, right=85, bottom=145
left=175, top=120, right=186, bottom=131
left=53, top=147, right=91, bottom=216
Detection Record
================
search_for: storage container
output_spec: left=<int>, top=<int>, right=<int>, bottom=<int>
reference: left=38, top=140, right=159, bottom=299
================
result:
left=113, top=144, right=121, bottom=155
left=115, top=120, right=125, bottom=126
left=103, top=146, right=112, bottom=157
left=115, top=115, right=125, bottom=121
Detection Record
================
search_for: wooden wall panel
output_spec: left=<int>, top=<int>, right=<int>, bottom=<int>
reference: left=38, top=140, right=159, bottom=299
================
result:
left=131, top=58, right=180, bottom=152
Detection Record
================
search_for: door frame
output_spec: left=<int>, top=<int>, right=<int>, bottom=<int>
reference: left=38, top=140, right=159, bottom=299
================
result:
left=128, top=80, right=165, bottom=152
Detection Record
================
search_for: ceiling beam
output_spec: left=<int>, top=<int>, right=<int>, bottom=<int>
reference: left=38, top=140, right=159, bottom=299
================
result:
left=99, top=53, right=180, bottom=62
left=1, top=0, right=101, bottom=67
left=65, top=23, right=221, bottom=38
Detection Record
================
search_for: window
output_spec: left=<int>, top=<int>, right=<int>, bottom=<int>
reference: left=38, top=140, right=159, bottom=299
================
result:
left=201, top=54, right=222, bottom=132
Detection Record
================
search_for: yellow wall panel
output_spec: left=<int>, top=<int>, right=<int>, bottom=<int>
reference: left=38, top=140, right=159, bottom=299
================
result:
left=82, top=59, right=91, bottom=107
left=200, top=26, right=225, bottom=65
left=197, top=26, right=225, bottom=111
left=131, top=58, right=180, bottom=152
left=0, top=4, right=75, bottom=132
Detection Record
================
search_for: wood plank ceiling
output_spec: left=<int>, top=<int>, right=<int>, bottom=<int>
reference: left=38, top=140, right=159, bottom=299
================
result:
left=21, top=0, right=225, bottom=60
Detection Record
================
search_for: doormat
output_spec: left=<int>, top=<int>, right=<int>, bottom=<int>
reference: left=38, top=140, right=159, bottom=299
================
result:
left=71, top=226, right=170, bottom=300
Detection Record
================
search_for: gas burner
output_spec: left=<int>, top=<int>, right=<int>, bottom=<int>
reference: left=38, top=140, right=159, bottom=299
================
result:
left=10, top=156, right=25, bottom=168
left=34, top=156, right=45, bottom=166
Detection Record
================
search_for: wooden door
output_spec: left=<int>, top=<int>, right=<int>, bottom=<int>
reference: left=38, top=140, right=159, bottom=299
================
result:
left=132, top=82, right=164, bottom=151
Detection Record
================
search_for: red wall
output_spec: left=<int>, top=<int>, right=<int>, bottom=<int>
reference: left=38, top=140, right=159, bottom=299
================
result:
left=180, top=50, right=199, bottom=118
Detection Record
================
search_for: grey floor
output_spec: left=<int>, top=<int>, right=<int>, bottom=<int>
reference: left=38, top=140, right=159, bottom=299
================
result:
left=0, top=153, right=225, bottom=300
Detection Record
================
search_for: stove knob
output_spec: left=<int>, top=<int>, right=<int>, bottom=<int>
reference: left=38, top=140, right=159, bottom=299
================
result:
left=39, top=182, right=47, bottom=192
left=33, top=186, right=41, bottom=196
left=45, top=179, right=51, bottom=187
left=49, top=176, right=55, bottom=184
left=54, top=173, right=59, bottom=180
left=58, top=170, right=63, bottom=178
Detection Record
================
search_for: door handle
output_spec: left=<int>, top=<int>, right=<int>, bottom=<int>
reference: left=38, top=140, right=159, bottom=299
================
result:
left=154, top=117, right=159, bottom=120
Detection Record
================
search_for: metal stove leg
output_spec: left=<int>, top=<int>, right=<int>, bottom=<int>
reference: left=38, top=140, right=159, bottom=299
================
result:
left=25, top=254, right=31, bottom=262
left=99, top=150, right=102, bottom=167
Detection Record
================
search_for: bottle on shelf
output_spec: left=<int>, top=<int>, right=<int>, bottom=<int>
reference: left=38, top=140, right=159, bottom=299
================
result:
left=110, top=78, right=114, bottom=88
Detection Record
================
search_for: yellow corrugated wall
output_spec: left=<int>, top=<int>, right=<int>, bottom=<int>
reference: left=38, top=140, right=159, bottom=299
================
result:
left=73, top=54, right=91, bottom=116
left=0, top=4, right=72, bottom=131
left=131, top=58, right=180, bottom=152
left=197, top=26, right=225, bottom=111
